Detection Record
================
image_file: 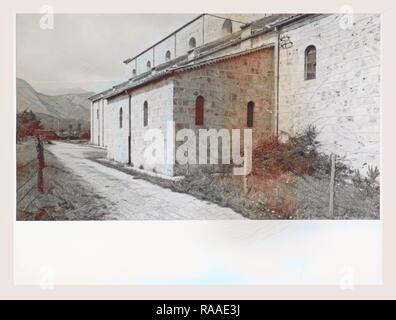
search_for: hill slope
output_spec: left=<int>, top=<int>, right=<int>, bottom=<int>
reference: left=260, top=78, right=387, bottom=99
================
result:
left=16, top=78, right=94, bottom=130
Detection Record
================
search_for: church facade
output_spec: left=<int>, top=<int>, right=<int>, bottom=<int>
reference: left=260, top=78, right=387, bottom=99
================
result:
left=89, top=14, right=381, bottom=176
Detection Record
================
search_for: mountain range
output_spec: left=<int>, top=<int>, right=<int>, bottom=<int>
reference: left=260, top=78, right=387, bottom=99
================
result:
left=16, top=78, right=94, bottom=131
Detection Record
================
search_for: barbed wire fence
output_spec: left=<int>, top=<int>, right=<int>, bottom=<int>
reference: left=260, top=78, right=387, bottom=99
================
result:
left=290, top=147, right=378, bottom=219
left=16, top=137, right=67, bottom=217
left=311, top=138, right=379, bottom=219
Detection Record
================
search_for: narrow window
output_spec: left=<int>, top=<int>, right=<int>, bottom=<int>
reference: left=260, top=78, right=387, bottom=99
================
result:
left=305, top=45, right=317, bottom=80
left=247, top=101, right=254, bottom=128
left=165, top=50, right=171, bottom=61
left=97, top=108, right=99, bottom=120
left=119, top=108, right=123, bottom=129
left=189, top=37, right=197, bottom=50
left=146, top=61, right=151, bottom=70
left=143, top=101, right=148, bottom=127
left=132, top=68, right=137, bottom=76
left=195, top=96, right=204, bottom=126
left=222, top=19, right=233, bottom=34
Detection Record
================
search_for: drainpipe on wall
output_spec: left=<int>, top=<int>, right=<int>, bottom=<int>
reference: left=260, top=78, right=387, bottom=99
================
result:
left=128, top=94, right=132, bottom=165
left=90, top=101, right=93, bottom=144
left=275, top=26, right=281, bottom=137
left=98, top=102, right=100, bottom=147
left=202, top=14, right=205, bottom=45
left=174, top=33, right=177, bottom=58
left=102, top=99, right=106, bottom=147
left=153, top=47, right=155, bottom=68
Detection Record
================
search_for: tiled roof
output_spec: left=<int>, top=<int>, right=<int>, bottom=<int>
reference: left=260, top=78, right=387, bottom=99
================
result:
left=173, top=44, right=274, bottom=73
left=90, top=43, right=274, bottom=101
left=89, top=14, right=311, bottom=102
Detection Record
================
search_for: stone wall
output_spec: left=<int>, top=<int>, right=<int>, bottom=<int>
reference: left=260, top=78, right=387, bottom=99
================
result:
left=135, top=49, right=154, bottom=75
left=91, top=99, right=105, bottom=147
left=91, top=13, right=381, bottom=176
left=154, top=36, right=176, bottom=66
left=105, top=94, right=130, bottom=163
left=105, top=80, right=175, bottom=176
left=278, top=14, right=381, bottom=171
left=173, top=47, right=275, bottom=175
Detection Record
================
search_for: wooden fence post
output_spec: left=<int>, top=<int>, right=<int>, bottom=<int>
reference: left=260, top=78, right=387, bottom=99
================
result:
left=329, top=153, right=336, bottom=217
left=36, top=137, right=45, bottom=193
left=243, top=176, right=248, bottom=194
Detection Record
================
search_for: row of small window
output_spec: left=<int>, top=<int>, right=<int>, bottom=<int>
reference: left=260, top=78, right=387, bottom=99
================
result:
left=132, top=44, right=317, bottom=79
left=132, top=19, right=234, bottom=76
left=117, top=98, right=255, bottom=129
left=194, top=97, right=255, bottom=128
left=132, top=38, right=197, bottom=75
left=118, top=101, right=148, bottom=128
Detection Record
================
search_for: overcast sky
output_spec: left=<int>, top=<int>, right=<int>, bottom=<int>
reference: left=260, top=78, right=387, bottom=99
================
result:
left=16, top=14, right=196, bottom=95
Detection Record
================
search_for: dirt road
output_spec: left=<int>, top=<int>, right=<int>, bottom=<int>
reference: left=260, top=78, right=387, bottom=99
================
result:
left=48, top=142, right=243, bottom=220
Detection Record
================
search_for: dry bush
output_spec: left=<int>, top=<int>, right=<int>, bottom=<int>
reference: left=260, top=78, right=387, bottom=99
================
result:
left=252, top=126, right=318, bottom=178
left=98, top=125, right=380, bottom=220
left=243, top=125, right=379, bottom=219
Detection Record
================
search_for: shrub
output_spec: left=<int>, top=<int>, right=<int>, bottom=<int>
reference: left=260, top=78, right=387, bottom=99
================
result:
left=252, top=126, right=319, bottom=178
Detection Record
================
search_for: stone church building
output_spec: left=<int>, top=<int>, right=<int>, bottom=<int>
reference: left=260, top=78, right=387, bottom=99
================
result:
left=89, top=14, right=381, bottom=177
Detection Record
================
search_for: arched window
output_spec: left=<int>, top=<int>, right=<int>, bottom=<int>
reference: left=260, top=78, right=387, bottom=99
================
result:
left=146, top=60, right=152, bottom=70
left=119, top=108, right=123, bottom=128
left=247, top=101, right=254, bottom=128
left=143, top=101, right=148, bottom=127
left=195, top=96, right=204, bottom=126
left=222, top=19, right=233, bottom=34
left=305, top=45, right=317, bottom=80
left=189, top=37, right=197, bottom=50
left=165, top=50, right=171, bottom=61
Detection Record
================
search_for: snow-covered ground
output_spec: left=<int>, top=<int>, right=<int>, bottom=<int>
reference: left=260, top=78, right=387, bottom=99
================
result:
left=48, top=142, right=244, bottom=220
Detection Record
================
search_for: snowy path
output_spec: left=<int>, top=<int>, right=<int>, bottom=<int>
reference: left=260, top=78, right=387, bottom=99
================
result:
left=47, top=142, right=244, bottom=220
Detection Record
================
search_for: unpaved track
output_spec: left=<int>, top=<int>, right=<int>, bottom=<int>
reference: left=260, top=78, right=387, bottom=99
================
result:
left=48, top=142, right=243, bottom=220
